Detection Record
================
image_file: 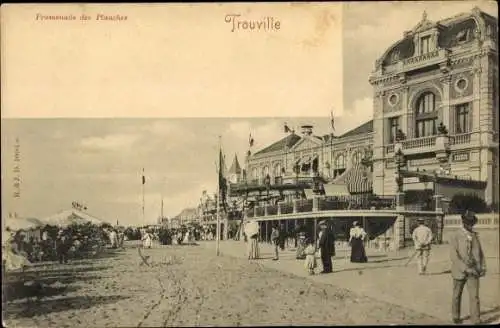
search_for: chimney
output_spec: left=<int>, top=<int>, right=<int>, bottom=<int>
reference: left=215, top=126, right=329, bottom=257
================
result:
left=300, top=125, right=313, bottom=136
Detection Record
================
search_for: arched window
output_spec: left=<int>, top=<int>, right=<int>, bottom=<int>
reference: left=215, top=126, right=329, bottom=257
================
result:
left=335, top=154, right=346, bottom=169
left=252, top=168, right=258, bottom=180
left=415, top=91, right=438, bottom=138
left=352, top=151, right=363, bottom=166
left=333, top=154, right=346, bottom=178
left=262, top=166, right=269, bottom=178
left=273, top=163, right=281, bottom=177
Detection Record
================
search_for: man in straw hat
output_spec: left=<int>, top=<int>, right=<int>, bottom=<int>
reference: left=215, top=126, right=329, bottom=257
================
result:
left=411, top=217, right=433, bottom=275
left=449, top=210, right=486, bottom=325
left=317, top=220, right=335, bottom=274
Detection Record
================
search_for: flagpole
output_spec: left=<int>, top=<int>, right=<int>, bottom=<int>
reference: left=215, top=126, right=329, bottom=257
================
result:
left=216, top=136, right=221, bottom=256
left=142, top=168, right=145, bottom=227
left=330, top=110, right=335, bottom=179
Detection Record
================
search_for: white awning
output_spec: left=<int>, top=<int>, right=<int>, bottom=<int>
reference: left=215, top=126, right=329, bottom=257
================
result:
left=304, top=189, right=315, bottom=199
left=323, top=183, right=350, bottom=196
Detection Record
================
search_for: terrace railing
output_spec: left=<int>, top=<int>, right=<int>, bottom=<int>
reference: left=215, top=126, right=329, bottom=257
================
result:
left=281, top=203, right=294, bottom=215
left=296, top=199, right=313, bottom=213
left=267, top=205, right=278, bottom=216
left=245, top=196, right=397, bottom=219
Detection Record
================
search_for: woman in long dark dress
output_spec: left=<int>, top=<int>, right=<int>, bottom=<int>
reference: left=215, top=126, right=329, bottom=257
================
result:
left=349, top=221, right=368, bottom=263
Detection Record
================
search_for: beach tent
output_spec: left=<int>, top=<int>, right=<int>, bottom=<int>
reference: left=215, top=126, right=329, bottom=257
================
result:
left=40, top=209, right=105, bottom=227
left=3, top=216, right=44, bottom=232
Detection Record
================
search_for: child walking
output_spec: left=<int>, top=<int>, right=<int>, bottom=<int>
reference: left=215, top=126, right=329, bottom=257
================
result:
left=304, top=238, right=317, bottom=275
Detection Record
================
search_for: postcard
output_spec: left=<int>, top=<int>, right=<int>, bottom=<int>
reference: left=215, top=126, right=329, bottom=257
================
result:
left=2, top=2, right=499, bottom=327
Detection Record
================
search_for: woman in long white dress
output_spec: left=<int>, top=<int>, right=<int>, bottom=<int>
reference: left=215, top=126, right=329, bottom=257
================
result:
left=183, top=229, right=192, bottom=244
left=245, top=221, right=260, bottom=260
left=142, top=230, right=153, bottom=248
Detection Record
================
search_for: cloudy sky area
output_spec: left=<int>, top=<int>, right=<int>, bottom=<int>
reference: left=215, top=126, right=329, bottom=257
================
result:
left=1, top=1, right=497, bottom=225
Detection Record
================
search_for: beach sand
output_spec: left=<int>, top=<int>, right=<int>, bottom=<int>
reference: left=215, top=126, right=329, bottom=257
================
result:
left=3, top=243, right=442, bottom=327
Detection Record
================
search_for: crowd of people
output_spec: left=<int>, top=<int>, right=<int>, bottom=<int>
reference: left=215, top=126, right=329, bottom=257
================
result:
left=2, top=222, right=112, bottom=271
left=123, top=225, right=221, bottom=248
left=242, top=210, right=487, bottom=325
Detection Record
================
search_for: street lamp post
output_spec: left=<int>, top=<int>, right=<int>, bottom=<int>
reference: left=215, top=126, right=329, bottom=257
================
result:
left=393, top=129, right=407, bottom=249
left=434, top=122, right=451, bottom=244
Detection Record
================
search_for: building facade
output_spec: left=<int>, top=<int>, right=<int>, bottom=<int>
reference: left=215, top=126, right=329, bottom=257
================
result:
left=370, top=8, right=498, bottom=204
left=243, top=8, right=498, bottom=207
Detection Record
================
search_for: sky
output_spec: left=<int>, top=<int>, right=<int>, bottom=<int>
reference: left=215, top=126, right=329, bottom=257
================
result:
left=1, top=118, right=346, bottom=225
left=1, top=1, right=497, bottom=226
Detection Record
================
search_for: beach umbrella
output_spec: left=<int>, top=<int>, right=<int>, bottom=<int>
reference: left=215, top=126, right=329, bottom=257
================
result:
left=4, top=217, right=44, bottom=232
left=244, top=220, right=259, bottom=238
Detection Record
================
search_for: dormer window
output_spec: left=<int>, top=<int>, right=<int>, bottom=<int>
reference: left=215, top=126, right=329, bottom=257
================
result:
left=420, top=35, right=431, bottom=54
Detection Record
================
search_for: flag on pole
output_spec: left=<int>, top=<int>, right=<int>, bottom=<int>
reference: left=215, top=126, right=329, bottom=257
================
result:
left=284, top=123, right=291, bottom=133
left=142, top=168, right=146, bottom=185
left=330, top=110, right=335, bottom=133
left=218, top=148, right=228, bottom=212
left=249, top=133, right=254, bottom=147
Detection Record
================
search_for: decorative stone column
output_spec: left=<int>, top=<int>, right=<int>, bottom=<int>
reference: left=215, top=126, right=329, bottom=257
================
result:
left=264, top=204, right=268, bottom=216
left=312, top=196, right=319, bottom=212
left=393, top=192, right=406, bottom=250
left=254, top=206, right=258, bottom=217
left=293, top=199, right=298, bottom=214
left=277, top=202, right=282, bottom=215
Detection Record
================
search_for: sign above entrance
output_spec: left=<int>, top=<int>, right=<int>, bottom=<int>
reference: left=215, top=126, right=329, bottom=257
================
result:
left=403, top=177, right=420, bottom=184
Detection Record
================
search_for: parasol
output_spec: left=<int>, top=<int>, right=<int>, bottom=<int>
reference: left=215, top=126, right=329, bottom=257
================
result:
left=244, top=220, right=259, bottom=238
left=4, top=217, right=44, bottom=232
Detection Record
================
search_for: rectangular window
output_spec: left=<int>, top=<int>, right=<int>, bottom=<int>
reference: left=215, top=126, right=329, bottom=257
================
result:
left=455, top=103, right=470, bottom=134
left=388, top=116, right=400, bottom=143
left=420, top=36, right=431, bottom=55
left=416, top=118, right=437, bottom=138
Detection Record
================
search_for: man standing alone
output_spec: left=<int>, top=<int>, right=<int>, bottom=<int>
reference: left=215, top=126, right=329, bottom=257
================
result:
left=412, top=218, right=433, bottom=275
left=318, top=220, right=335, bottom=274
left=271, top=225, right=280, bottom=261
left=450, top=210, right=486, bottom=325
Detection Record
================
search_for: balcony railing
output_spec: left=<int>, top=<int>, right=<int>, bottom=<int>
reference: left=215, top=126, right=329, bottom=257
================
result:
left=386, top=135, right=436, bottom=154
left=450, top=133, right=471, bottom=145
left=403, top=50, right=440, bottom=66
left=386, top=133, right=473, bottom=154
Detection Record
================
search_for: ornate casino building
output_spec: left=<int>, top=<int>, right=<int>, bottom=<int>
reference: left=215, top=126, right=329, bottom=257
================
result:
left=202, top=8, right=498, bottom=249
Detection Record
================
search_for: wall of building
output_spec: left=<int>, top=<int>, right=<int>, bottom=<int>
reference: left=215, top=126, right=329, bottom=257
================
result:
left=369, top=9, right=497, bottom=203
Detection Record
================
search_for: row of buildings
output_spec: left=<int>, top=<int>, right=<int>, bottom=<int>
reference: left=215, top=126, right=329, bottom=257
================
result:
left=186, top=7, right=498, bottom=247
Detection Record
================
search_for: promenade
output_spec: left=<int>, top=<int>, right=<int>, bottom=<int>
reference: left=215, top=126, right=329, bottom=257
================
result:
left=200, top=228, right=500, bottom=324
left=3, top=229, right=498, bottom=326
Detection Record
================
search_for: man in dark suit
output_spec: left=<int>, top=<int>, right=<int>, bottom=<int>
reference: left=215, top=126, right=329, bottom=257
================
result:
left=449, top=210, right=486, bottom=325
left=318, top=220, right=335, bottom=273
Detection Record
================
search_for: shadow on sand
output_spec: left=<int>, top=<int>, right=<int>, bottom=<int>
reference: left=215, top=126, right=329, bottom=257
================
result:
left=462, top=306, right=500, bottom=324
left=2, top=249, right=122, bottom=317
left=426, top=270, right=451, bottom=276
left=5, top=294, right=131, bottom=318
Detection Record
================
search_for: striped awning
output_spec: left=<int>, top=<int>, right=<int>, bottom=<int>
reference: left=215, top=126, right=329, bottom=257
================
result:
left=333, top=165, right=372, bottom=194
left=345, top=165, right=373, bottom=194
